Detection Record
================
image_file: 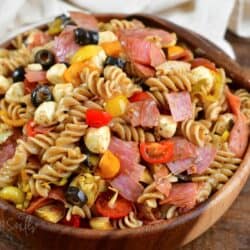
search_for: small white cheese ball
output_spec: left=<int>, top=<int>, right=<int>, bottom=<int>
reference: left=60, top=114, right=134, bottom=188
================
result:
left=157, top=115, right=177, bottom=138
left=46, top=63, right=67, bottom=84
left=52, top=83, right=74, bottom=102
left=90, top=50, right=107, bottom=69
left=191, top=66, right=215, bottom=93
left=84, top=126, right=111, bottom=154
left=5, top=82, right=24, bottom=103
left=0, top=76, right=11, bottom=95
left=27, top=63, right=43, bottom=71
left=98, top=31, right=118, bottom=44
left=34, top=101, right=57, bottom=126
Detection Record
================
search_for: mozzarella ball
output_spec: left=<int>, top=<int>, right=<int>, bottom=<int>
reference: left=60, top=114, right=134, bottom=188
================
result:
left=84, top=126, right=111, bottom=154
left=34, top=101, right=57, bottom=126
left=98, top=31, right=118, bottom=44
left=5, top=82, right=24, bottom=103
left=90, top=50, right=107, bottom=69
left=27, top=63, right=43, bottom=71
left=52, top=83, right=74, bottom=102
left=191, top=66, right=214, bottom=93
left=46, top=63, right=67, bottom=84
left=157, top=115, right=177, bottom=138
left=0, top=76, right=11, bottom=95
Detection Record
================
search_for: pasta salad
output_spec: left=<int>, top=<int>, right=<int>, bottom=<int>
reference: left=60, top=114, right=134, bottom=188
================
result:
left=0, top=12, right=249, bottom=230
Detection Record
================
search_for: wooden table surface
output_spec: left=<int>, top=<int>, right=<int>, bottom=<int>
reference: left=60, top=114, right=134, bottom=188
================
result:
left=0, top=32, right=249, bottom=250
left=182, top=31, right=250, bottom=250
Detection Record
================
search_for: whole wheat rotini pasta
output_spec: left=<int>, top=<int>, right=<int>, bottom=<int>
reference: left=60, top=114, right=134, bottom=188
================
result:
left=0, top=12, right=248, bottom=231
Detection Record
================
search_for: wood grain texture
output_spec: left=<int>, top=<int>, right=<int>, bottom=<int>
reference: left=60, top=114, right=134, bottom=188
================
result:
left=182, top=31, right=250, bottom=250
left=0, top=14, right=249, bottom=250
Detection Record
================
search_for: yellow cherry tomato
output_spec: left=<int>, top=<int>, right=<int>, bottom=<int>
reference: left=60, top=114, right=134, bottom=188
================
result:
left=98, top=150, right=120, bottom=179
left=105, top=95, right=128, bottom=117
left=70, top=45, right=103, bottom=64
left=64, top=61, right=98, bottom=87
left=100, top=41, right=122, bottom=57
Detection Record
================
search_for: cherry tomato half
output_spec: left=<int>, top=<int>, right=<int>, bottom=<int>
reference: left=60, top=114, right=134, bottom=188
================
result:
left=86, top=109, right=112, bottom=128
left=140, top=140, right=174, bottom=164
left=95, top=191, right=132, bottom=219
left=191, top=58, right=217, bottom=72
left=129, top=91, right=152, bottom=102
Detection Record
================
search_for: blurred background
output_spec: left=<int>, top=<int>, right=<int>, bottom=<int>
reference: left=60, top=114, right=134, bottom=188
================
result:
left=0, top=0, right=249, bottom=57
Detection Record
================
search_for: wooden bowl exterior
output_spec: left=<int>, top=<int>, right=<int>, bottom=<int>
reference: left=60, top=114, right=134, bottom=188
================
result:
left=0, top=13, right=249, bottom=250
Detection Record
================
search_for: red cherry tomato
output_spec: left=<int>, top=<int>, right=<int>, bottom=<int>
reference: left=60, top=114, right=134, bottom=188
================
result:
left=140, top=140, right=174, bottom=164
left=24, top=79, right=38, bottom=94
left=61, top=215, right=81, bottom=228
left=86, top=109, right=112, bottom=128
left=95, top=191, right=132, bottom=219
left=26, top=119, right=54, bottom=137
left=129, top=92, right=153, bottom=102
left=191, top=58, right=217, bottom=71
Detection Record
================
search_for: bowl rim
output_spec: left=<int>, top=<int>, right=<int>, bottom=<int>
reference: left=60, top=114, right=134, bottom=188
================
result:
left=0, top=12, right=249, bottom=241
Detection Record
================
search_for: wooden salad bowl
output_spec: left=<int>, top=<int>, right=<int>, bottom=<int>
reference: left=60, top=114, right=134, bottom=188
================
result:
left=0, top=13, right=249, bottom=250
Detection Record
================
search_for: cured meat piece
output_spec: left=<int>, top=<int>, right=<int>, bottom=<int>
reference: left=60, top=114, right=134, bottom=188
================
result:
left=160, top=183, right=198, bottom=210
left=54, top=26, right=80, bottom=62
left=166, top=92, right=192, bottom=122
left=69, top=11, right=98, bottom=31
left=127, top=100, right=160, bottom=128
left=110, top=172, right=143, bottom=201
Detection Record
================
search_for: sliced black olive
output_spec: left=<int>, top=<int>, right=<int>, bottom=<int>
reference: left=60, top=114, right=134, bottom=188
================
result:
left=12, top=66, right=25, bottom=82
left=104, top=56, right=126, bottom=69
left=74, top=28, right=99, bottom=46
left=31, top=85, right=53, bottom=107
left=34, top=50, right=55, bottom=70
left=65, top=186, right=88, bottom=207
left=176, top=174, right=191, bottom=183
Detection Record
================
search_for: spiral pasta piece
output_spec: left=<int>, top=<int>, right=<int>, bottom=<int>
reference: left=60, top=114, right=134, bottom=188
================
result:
left=147, top=91, right=169, bottom=109
left=0, top=144, right=28, bottom=188
left=110, top=121, right=156, bottom=142
left=193, top=148, right=242, bottom=202
left=56, top=122, right=87, bottom=146
left=145, top=72, right=193, bottom=92
left=0, top=99, right=32, bottom=126
left=111, top=212, right=143, bottom=229
left=180, top=119, right=211, bottom=147
left=99, top=19, right=144, bottom=32
left=18, top=132, right=58, bottom=155
left=66, top=205, right=92, bottom=221
left=34, top=147, right=86, bottom=197
left=104, top=66, right=141, bottom=97
left=137, top=182, right=165, bottom=208
left=0, top=47, right=32, bottom=76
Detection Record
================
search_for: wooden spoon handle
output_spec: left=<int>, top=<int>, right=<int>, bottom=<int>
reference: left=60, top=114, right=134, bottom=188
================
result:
left=126, top=13, right=250, bottom=90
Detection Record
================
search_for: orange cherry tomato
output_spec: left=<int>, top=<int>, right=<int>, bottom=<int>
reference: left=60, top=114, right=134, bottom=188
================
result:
left=100, top=41, right=122, bottom=57
left=140, top=140, right=174, bottom=164
left=95, top=191, right=132, bottom=219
